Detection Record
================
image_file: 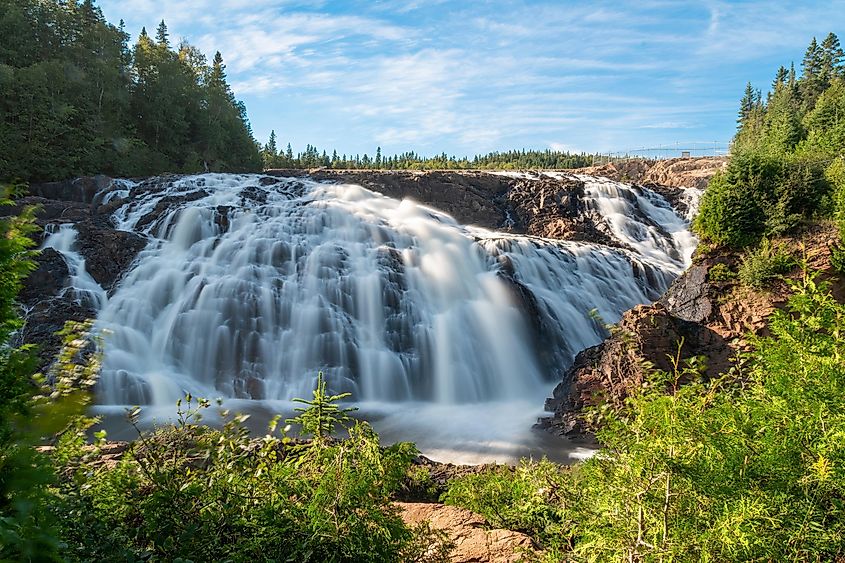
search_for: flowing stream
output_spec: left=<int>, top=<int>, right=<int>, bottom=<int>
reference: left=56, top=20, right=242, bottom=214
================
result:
left=49, top=173, right=699, bottom=463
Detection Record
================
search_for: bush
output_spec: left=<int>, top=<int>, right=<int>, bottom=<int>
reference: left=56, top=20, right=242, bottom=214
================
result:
left=707, top=262, right=736, bottom=283
left=695, top=149, right=830, bottom=248
left=444, top=274, right=845, bottom=561
left=54, top=392, right=450, bottom=562
left=737, top=239, right=796, bottom=288
left=828, top=157, right=845, bottom=233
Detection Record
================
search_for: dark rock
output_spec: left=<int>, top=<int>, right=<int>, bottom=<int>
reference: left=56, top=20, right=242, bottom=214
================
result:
left=20, top=248, right=70, bottom=306
left=240, top=185, right=268, bottom=204
left=133, top=189, right=210, bottom=232
left=75, top=220, right=147, bottom=291
left=272, top=170, right=510, bottom=229
left=538, top=302, right=732, bottom=440
left=659, top=264, right=712, bottom=322
left=29, top=175, right=112, bottom=203
left=20, top=295, right=96, bottom=369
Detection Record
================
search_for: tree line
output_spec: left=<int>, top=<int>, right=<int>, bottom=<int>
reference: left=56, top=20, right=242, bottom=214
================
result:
left=0, top=0, right=262, bottom=182
left=260, top=133, right=597, bottom=170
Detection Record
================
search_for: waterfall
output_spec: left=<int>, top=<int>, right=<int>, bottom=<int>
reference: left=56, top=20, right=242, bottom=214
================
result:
left=41, top=224, right=108, bottom=310
left=92, top=173, right=696, bottom=406
left=85, top=172, right=698, bottom=461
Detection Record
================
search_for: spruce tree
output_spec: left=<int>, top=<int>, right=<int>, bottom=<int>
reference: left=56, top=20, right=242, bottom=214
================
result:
left=738, top=82, right=756, bottom=127
left=821, top=32, right=844, bottom=79
left=155, top=20, right=169, bottom=48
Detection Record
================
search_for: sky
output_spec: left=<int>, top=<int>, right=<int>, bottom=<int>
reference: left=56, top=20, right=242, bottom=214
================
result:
left=97, top=0, right=845, bottom=158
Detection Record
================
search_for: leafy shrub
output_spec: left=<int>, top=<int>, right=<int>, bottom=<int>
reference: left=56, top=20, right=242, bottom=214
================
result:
left=442, top=459, right=577, bottom=555
left=828, top=157, right=845, bottom=233
left=738, top=239, right=796, bottom=288
left=55, top=392, right=450, bottom=562
left=695, top=147, right=831, bottom=248
left=831, top=243, right=845, bottom=274
left=707, top=262, right=736, bottom=282
left=694, top=163, right=768, bottom=248
left=445, top=274, right=845, bottom=562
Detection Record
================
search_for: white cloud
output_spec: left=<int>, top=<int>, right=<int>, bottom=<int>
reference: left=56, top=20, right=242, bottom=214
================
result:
left=97, top=0, right=845, bottom=155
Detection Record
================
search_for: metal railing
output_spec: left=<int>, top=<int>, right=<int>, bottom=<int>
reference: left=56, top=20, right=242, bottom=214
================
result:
left=589, top=142, right=732, bottom=166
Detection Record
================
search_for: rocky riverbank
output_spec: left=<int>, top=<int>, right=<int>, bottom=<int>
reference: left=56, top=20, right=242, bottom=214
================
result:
left=537, top=222, right=844, bottom=440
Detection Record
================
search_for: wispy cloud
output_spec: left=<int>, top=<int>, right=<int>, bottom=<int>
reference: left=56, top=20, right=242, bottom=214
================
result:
left=98, top=0, right=845, bottom=155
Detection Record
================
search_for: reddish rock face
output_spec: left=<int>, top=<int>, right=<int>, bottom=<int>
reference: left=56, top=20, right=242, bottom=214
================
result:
left=579, top=157, right=727, bottom=190
left=396, top=501, right=539, bottom=562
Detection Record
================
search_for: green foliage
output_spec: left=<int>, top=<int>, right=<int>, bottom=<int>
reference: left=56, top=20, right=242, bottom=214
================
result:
left=442, top=459, right=577, bottom=554
left=0, top=185, right=103, bottom=560
left=0, top=0, right=261, bottom=182
left=286, top=371, right=358, bottom=443
left=698, top=35, right=845, bottom=248
left=706, top=262, right=736, bottom=282
left=693, top=152, right=772, bottom=247
left=445, top=274, right=845, bottom=561
left=54, top=395, right=449, bottom=562
left=737, top=239, right=797, bottom=288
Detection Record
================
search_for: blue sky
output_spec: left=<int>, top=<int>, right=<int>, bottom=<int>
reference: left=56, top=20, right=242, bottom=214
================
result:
left=98, top=0, right=845, bottom=158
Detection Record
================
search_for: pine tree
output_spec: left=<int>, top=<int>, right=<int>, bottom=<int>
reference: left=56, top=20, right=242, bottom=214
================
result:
left=262, top=130, right=279, bottom=169
left=155, top=20, right=169, bottom=48
left=266, top=130, right=278, bottom=155
left=772, top=66, right=788, bottom=93
left=801, top=37, right=826, bottom=110
left=802, top=37, right=822, bottom=79
left=821, top=32, right=844, bottom=79
left=738, top=82, right=756, bottom=127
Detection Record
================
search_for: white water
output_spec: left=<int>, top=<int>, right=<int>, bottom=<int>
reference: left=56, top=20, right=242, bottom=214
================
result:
left=85, top=173, right=698, bottom=463
left=41, top=224, right=108, bottom=310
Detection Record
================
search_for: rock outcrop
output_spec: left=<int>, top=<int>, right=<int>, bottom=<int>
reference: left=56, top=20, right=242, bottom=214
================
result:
left=579, top=157, right=727, bottom=189
left=11, top=178, right=148, bottom=367
left=267, top=168, right=667, bottom=244
left=538, top=225, right=842, bottom=441
left=396, top=502, right=539, bottom=563
left=16, top=168, right=700, bottom=386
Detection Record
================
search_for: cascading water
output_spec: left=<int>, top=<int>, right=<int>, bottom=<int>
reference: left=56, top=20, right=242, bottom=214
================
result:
left=41, top=224, right=108, bottom=310
left=88, top=172, right=699, bottom=463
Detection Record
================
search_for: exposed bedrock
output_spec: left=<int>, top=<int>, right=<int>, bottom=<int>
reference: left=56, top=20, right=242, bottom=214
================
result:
left=8, top=182, right=147, bottom=367
left=535, top=227, right=840, bottom=442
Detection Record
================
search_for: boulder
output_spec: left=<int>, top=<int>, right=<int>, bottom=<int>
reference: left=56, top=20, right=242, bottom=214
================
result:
left=29, top=175, right=112, bottom=203
left=395, top=502, right=539, bottom=563
left=75, top=219, right=147, bottom=291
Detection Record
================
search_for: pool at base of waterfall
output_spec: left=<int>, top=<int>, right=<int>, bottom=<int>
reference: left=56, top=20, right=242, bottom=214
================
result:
left=91, top=392, right=596, bottom=465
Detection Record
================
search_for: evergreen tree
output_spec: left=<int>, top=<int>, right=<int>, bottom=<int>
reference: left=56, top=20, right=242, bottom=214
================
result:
left=155, top=19, right=169, bottom=48
left=821, top=32, right=844, bottom=80
left=0, top=0, right=260, bottom=181
left=738, top=82, right=756, bottom=127
left=802, top=37, right=825, bottom=109
left=772, top=66, right=788, bottom=94
left=262, top=130, right=279, bottom=169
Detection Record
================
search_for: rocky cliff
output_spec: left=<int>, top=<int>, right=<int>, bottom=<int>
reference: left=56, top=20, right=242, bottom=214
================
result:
left=579, top=157, right=727, bottom=190
left=538, top=223, right=842, bottom=440
left=14, top=161, right=721, bottom=385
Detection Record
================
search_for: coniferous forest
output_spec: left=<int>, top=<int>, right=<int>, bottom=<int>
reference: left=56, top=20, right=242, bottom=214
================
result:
left=695, top=33, right=845, bottom=249
left=0, top=0, right=262, bottom=181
